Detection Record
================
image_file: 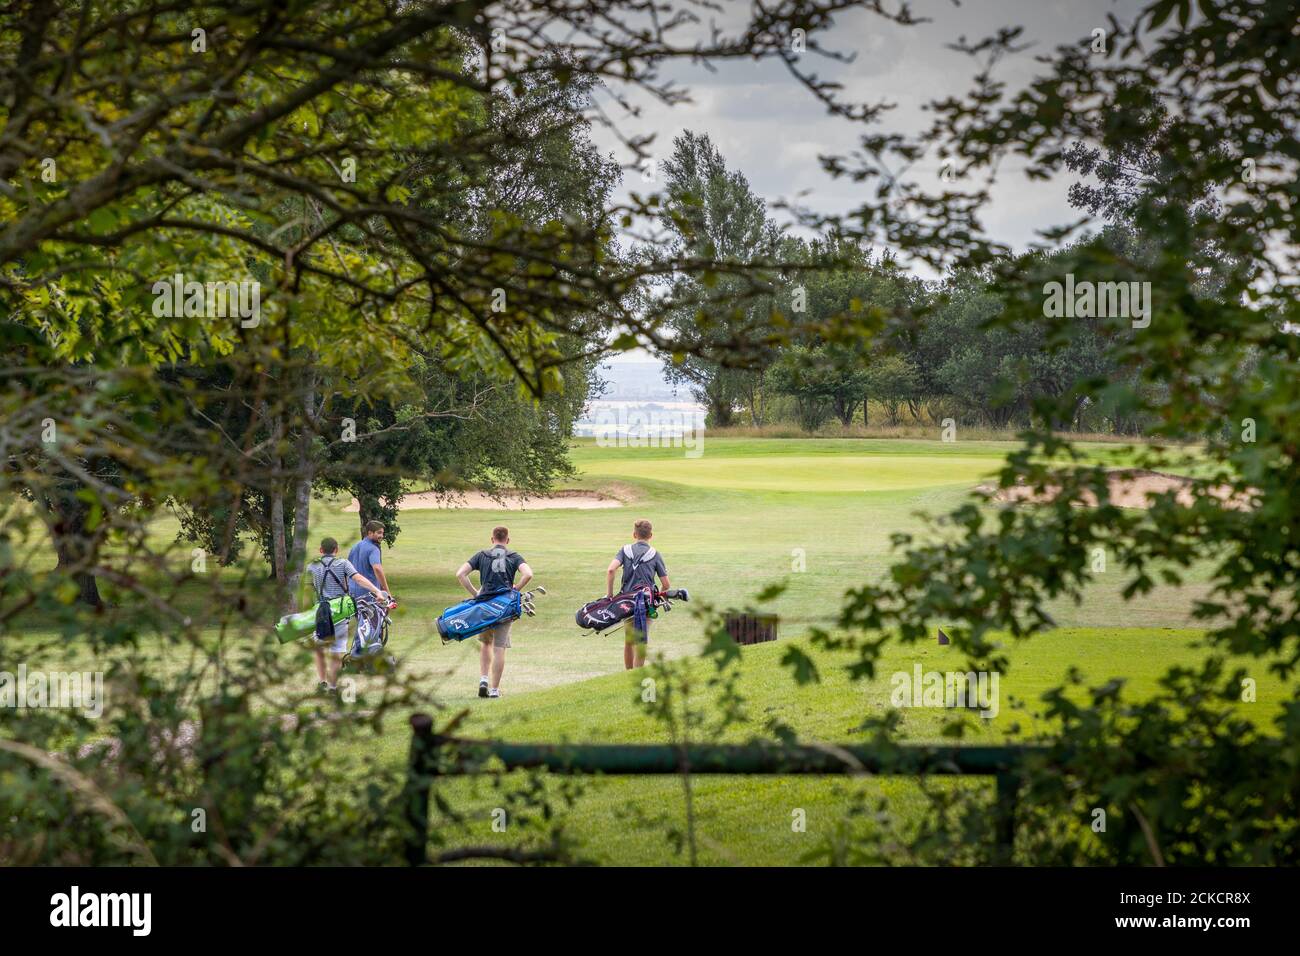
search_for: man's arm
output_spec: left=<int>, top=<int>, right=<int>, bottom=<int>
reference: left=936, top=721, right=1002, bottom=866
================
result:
left=516, top=561, right=533, bottom=590
left=350, top=570, right=385, bottom=599
left=371, top=554, right=390, bottom=594
left=606, top=558, right=621, bottom=599
left=456, top=561, right=477, bottom=597
left=657, top=557, right=670, bottom=590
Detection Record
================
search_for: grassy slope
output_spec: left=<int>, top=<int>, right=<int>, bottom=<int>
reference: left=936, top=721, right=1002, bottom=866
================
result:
left=408, top=628, right=1291, bottom=866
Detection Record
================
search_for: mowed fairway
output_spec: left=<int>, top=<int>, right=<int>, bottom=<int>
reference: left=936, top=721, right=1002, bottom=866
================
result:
left=13, top=437, right=1290, bottom=864
left=579, top=451, right=997, bottom=492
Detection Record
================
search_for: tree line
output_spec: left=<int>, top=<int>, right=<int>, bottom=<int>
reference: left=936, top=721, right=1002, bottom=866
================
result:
left=654, top=129, right=1200, bottom=436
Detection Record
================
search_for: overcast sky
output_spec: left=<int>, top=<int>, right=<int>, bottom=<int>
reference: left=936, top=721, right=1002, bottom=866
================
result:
left=591, top=0, right=1147, bottom=258
left=590, top=0, right=1149, bottom=367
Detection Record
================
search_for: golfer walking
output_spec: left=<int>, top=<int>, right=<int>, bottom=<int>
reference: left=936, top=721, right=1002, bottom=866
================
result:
left=606, top=519, right=670, bottom=670
left=308, top=537, right=387, bottom=693
left=456, top=526, right=532, bottom=698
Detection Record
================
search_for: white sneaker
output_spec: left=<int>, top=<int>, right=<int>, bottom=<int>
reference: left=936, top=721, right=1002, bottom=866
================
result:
left=488, top=688, right=501, bottom=699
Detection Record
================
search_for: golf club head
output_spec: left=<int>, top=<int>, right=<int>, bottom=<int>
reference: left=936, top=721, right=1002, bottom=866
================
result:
left=534, top=586, right=547, bottom=595
left=662, top=588, right=689, bottom=602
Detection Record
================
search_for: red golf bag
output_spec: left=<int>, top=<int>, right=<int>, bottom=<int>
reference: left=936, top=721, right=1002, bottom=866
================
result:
left=575, top=587, right=689, bottom=632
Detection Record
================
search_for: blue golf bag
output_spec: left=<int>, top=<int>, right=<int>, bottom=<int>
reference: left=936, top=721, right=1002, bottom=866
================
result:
left=437, top=588, right=523, bottom=642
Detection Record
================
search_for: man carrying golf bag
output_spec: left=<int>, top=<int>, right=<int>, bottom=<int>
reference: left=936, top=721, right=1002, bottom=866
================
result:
left=308, top=537, right=388, bottom=694
left=605, top=519, right=670, bottom=670
left=455, top=526, right=533, bottom=698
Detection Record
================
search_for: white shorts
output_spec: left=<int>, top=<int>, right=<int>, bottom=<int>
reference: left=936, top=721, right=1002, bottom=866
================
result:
left=312, top=618, right=350, bottom=655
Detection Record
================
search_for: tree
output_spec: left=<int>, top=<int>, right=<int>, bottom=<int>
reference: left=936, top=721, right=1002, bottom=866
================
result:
left=769, top=345, right=840, bottom=432
left=657, top=132, right=785, bottom=427
left=862, top=354, right=919, bottom=427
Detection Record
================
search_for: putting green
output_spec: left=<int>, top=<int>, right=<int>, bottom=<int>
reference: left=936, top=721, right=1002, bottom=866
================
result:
left=579, top=454, right=997, bottom=493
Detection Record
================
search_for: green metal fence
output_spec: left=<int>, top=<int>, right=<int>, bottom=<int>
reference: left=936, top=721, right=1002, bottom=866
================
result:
left=402, top=712, right=1046, bottom=865
left=400, top=717, right=1050, bottom=868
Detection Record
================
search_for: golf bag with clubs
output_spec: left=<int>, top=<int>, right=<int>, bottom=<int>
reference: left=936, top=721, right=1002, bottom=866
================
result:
left=437, top=586, right=546, bottom=643
left=575, top=586, right=689, bottom=633
left=342, top=593, right=396, bottom=671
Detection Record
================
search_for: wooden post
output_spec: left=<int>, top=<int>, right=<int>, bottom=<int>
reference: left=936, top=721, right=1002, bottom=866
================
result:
left=724, top=613, right=779, bottom=645
left=401, top=713, right=438, bottom=866
left=994, top=770, right=1021, bottom=864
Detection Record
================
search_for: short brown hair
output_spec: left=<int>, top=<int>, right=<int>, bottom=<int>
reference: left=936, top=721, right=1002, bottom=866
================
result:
left=633, top=519, right=653, bottom=539
left=364, top=520, right=385, bottom=535
left=492, top=526, right=509, bottom=542
left=320, top=537, right=339, bottom=555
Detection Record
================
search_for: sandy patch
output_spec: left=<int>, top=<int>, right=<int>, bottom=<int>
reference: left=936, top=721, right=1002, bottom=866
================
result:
left=977, top=469, right=1253, bottom=511
left=344, top=489, right=623, bottom=512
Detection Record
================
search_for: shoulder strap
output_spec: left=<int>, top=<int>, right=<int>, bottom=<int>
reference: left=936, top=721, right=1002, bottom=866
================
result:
left=318, top=557, right=346, bottom=599
left=623, top=544, right=656, bottom=570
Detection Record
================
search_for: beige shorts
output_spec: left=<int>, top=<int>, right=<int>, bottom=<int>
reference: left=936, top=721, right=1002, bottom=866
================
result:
left=478, top=620, right=512, bottom=649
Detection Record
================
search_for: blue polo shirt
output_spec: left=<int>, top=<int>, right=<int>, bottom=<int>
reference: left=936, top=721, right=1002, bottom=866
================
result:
left=347, top=538, right=383, bottom=598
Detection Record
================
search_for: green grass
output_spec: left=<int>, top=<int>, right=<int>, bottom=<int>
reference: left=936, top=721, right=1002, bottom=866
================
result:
left=11, top=435, right=1278, bottom=864
left=402, top=628, right=1292, bottom=866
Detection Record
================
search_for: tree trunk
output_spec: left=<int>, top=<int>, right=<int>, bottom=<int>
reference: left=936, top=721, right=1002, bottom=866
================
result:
left=268, top=402, right=287, bottom=582
left=269, top=491, right=287, bottom=581
left=747, top=370, right=766, bottom=427
left=833, top=395, right=856, bottom=427
left=358, top=494, right=384, bottom=535
left=282, top=372, right=318, bottom=614
left=44, top=488, right=103, bottom=608
left=708, top=389, right=734, bottom=428
left=283, top=467, right=312, bottom=615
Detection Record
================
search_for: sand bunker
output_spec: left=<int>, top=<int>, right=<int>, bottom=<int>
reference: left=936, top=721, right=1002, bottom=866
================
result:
left=344, top=489, right=622, bottom=512
left=978, top=469, right=1254, bottom=511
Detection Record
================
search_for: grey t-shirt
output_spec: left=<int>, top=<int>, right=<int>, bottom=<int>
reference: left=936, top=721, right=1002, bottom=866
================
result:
left=616, top=542, right=666, bottom=592
left=468, top=546, right=525, bottom=594
left=309, top=556, right=358, bottom=600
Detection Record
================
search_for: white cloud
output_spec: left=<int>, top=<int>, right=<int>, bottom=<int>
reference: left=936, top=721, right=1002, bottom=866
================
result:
left=592, top=0, right=1149, bottom=259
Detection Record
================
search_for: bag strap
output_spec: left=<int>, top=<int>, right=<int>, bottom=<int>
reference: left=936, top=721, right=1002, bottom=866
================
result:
left=623, top=543, right=657, bottom=572
left=316, top=557, right=347, bottom=600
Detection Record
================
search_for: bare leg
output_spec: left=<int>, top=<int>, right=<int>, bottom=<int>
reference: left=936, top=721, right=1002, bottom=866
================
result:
left=314, top=647, right=327, bottom=682
left=490, top=645, right=506, bottom=689
left=327, top=653, right=343, bottom=686
left=479, top=639, right=492, bottom=680
left=626, top=625, right=648, bottom=669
